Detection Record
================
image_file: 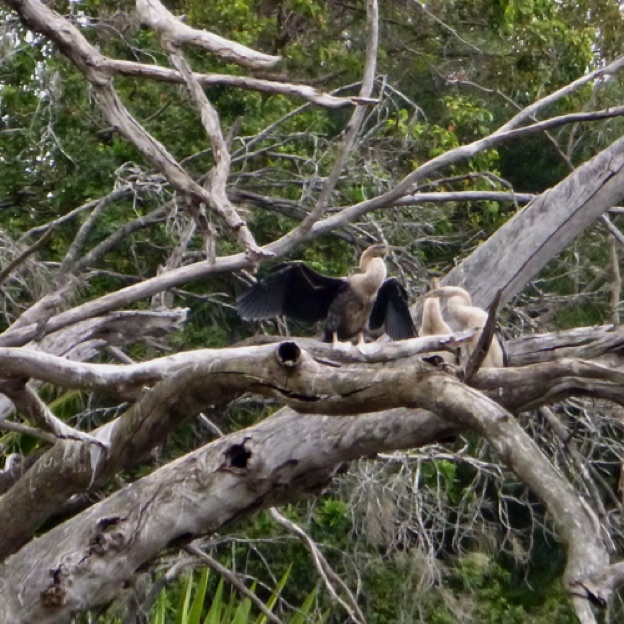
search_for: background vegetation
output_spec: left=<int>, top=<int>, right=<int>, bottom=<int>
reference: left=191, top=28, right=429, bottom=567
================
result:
left=3, top=0, right=624, bottom=622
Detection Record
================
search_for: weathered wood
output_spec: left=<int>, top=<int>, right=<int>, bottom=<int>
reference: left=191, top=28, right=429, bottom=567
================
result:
left=443, top=134, right=624, bottom=309
left=0, top=351, right=608, bottom=622
left=135, top=0, right=281, bottom=70
left=0, top=339, right=623, bottom=564
left=3, top=3, right=624, bottom=622
left=506, top=324, right=624, bottom=366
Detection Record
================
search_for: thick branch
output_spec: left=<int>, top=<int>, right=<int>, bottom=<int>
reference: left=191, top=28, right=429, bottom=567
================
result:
left=1, top=327, right=622, bottom=400
left=0, top=340, right=620, bottom=564
left=0, top=346, right=607, bottom=622
left=442, top=133, right=624, bottom=308
left=0, top=345, right=459, bottom=560
left=135, top=0, right=281, bottom=71
left=571, top=561, right=624, bottom=608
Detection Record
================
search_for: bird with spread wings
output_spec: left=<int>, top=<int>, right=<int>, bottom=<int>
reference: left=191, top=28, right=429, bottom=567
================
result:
left=237, top=244, right=416, bottom=348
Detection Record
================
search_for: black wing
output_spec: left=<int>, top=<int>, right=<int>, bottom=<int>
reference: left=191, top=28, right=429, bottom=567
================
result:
left=369, top=278, right=417, bottom=340
left=236, top=262, right=346, bottom=324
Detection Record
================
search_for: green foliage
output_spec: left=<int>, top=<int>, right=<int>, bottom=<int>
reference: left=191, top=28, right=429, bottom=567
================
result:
left=449, top=552, right=576, bottom=624
left=4, top=1, right=624, bottom=622
left=146, top=565, right=324, bottom=624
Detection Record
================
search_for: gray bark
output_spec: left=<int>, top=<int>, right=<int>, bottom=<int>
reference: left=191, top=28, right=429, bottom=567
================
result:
left=443, top=133, right=624, bottom=309
left=3, top=2, right=624, bottom=622
left=0, top=343, right=610, bottom=622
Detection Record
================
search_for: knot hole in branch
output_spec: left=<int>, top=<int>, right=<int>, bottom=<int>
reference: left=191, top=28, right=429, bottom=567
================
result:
left=225, top=438, right=253, bottom=470
left=276, top=341, right=301, bottom=368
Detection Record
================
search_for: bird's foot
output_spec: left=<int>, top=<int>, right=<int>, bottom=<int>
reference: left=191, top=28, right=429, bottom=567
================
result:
left=332, top=340, right=354, bottom=353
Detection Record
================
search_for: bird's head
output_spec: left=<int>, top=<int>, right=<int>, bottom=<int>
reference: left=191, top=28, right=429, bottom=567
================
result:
left=359, top=243, right=388, bottom=266
left=422, top=277, right=441, bottom=298
left=360, top=245, right=388, bottom=262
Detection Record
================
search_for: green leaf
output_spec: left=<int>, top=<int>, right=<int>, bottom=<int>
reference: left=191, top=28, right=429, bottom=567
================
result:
left=203, top=578, right=224, bottom=624
left=176, top=572, right=194, bottom=624
left=290, top=585, right=318, bottom=624
left=153, top=591, right=167, bottom=624
left=255, top=565, right=291, bottom=624
left=188, top=567, right=210, bottom=624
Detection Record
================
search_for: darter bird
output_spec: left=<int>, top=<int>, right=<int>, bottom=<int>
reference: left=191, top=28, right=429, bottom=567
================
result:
left=236, top=244, right=416, bottom=348
left=426, top=285, right=506, bottom=368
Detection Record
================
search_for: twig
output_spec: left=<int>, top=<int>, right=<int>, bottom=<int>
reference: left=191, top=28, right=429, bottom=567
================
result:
left=496, top=55, right=624, bottom=134
left=602, top=214, right=624, bottom=247
left=106, top=346, right=135, bottom=365
left=127, top=555, right=198, bottom=624
left=310, top=105, right=624, bottom=238
left=59, top=199, right=114, bottom=275
left=18, top=187, right=133, bottom=242
left=198, top=413, right=224, bottom=437
left=0, top=419, right=57, bottom=444
left=288, top=0, right=379, bottom=241
left=74, top=204, right=168, bottom=271
left=269, top=508, right=367, bottom=624
left=609, top=234, right=621, bottom=326
left=184, top=543, right=286, bottom=624
left=0, top=381, right=109, bottom=450
left=464, top=289, right=502, bottom=382
left=538, top=406, right=619, bottom=547
left=411, top=0, right=483, bottom=55
left=0, top=229, right=55, bottom=289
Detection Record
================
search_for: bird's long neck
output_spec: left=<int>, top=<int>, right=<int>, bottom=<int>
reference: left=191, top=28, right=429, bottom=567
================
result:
left=438, top=286, right=472, bottom=306
left=354, top=256, right=387, bottom=296
left=421, top=297, right=451, bottom=335
left=444, top=288, right=487, bottom=329
left=447, top=298, right=474, bottom=327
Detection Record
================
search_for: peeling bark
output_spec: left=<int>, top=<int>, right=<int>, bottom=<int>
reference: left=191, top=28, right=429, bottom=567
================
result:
left=443, top=134, right=624, bottom=309
left=0, top=342, right=610, bottom=622
left=3, top=3, right=624, bottom=622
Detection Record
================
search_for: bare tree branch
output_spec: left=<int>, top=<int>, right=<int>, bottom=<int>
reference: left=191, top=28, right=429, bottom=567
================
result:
left=313, top=109, right=624, bottom=238
left=269, top=508, right=367, bottom=624
left=4, top=5, right=624, bottom=623
left=4, top=0, right=265, bottom=257
left=73, top=204, right=169, bottom=271
left=496, top=55, right=624, bottom=134
left=135, top=0, right=281, bottom=71
left=0, top=344, right=612, bottom=622
left=0, top=418, right=57, bottom=444
left=0, top=228, right=55, bottom=288
left=0, top=381, right=108, bottom=449
left=18, top=187, right=133, bottom=242
left=105, top=59, right=374, bottom=108
left=287, top=0, right=379, bottom=242
left=0, top=337, right=622, bottom=565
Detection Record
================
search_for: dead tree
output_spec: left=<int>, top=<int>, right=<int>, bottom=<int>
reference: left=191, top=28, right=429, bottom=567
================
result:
left=2, top=2, right=624, bottom=623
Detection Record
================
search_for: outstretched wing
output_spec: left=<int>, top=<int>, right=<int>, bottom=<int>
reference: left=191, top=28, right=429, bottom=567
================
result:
left=369, top=278, right=417, bottom=340
left=237, top=262, right=346, bottom=324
